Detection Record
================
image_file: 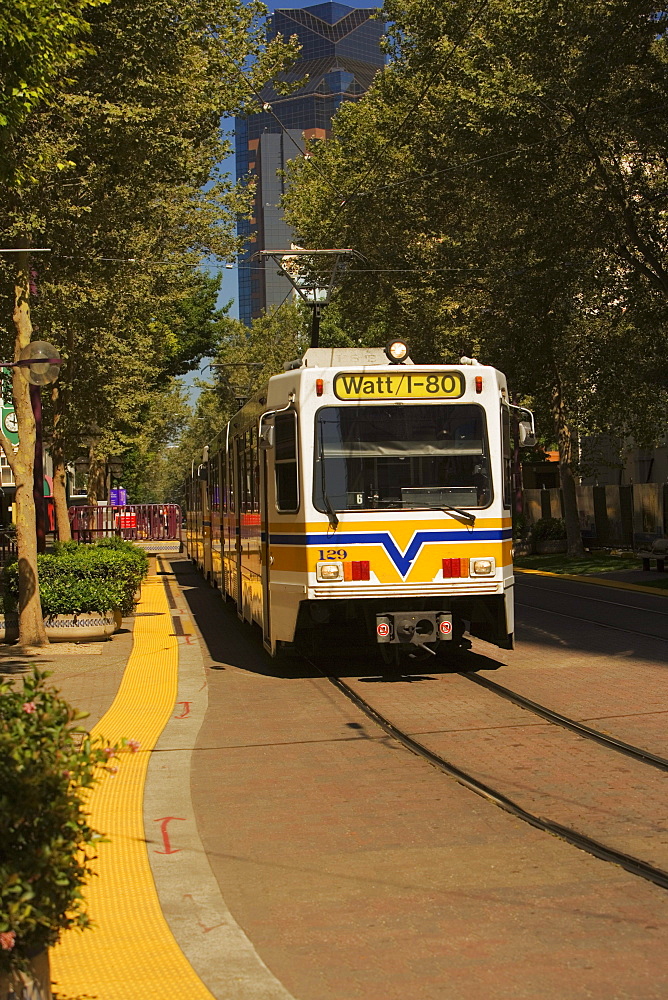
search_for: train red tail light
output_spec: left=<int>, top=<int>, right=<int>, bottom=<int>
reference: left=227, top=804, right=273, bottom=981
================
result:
left=344, top=560, right=370, bottom=581
left=316, top=378, right=324, bottom=396
left=442, top=557, right=470, bottom=579
left=475, top=375, right=483, bottom=393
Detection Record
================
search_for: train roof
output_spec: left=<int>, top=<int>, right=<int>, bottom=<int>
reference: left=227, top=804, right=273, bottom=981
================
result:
left=285, top=348, right=499, bottom=372
left=205, top=348, right=507, bottom=458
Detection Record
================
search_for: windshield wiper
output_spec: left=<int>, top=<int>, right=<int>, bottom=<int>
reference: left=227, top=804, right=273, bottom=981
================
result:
left=317, top=422, right=339, bottom=530
left=438, top=505, right=476, bottom=526
left=323, top=495, right=339, bottom=531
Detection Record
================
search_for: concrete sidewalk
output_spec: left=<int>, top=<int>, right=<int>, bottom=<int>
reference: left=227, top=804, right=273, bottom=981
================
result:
left=2, top=562, right=294, bottom=1000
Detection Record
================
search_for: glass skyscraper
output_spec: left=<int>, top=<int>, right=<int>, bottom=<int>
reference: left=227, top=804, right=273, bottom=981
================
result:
left=236, top=3, right=384, bottom=325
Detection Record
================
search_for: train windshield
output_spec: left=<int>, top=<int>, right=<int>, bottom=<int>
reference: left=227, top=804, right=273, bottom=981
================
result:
left=314, top=404, right=491, bottom=512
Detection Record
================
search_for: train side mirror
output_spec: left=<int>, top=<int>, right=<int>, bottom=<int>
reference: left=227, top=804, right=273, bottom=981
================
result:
left=518, top=420, right=537, bottom=448
left=258, top=425, right=275, bottom=450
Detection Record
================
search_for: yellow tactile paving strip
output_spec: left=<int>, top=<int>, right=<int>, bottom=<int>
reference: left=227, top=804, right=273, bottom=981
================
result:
left=50, top=573, right=217, bottom=1000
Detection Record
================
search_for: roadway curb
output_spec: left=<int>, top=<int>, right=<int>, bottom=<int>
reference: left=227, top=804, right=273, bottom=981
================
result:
left=516, top=567, right=668, bottom=597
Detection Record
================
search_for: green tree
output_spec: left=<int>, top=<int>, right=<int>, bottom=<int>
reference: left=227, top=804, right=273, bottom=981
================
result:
left=0, top=0, right=106, bottom=180
left=285, top=0, right=668, bottom=554
left=0, top=0, right=299, bottom=644
left=164, top=301, right=355, bottom=502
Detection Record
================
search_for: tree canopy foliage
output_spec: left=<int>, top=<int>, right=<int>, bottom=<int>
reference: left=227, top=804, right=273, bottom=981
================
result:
left=0, top=0, right=299, bottom=641
left=0, top=0, right=106, bottom=170
left=284, top=0, right=668, bottom=552
left=0, top=0, right=299, bottom=499
left=163, top=300, right=355, bottom=503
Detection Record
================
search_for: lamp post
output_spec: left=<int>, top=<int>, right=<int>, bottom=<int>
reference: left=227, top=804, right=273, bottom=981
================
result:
left=0, top=342, right=61, bottom=553
left=20, top=342, right=61, bottom=552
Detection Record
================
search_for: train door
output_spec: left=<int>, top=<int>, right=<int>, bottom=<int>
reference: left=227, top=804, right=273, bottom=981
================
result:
left=202, top=462, right=213, bottom=580
left=223, top=429, right=235, bottom=599
left=260, top=442, right=271, bottom=650
left=234, top=434, right=243, bottom=615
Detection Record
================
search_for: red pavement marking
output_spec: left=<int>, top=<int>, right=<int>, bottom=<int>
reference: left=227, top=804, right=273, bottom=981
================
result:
left=154, top=816, right=186, bottom=854
left=174, top=702, right=192, bottom=718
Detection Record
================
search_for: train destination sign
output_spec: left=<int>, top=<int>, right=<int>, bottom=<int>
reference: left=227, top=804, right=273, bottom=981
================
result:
left=333, top=371, right=465, bottom=401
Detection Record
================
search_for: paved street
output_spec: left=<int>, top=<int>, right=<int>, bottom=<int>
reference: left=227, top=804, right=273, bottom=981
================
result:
left=174, top=560, right=668, bottom=1000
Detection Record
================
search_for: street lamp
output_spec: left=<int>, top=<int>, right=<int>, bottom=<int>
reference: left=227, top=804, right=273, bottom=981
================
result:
left=0, top=341, right=61, bottom=552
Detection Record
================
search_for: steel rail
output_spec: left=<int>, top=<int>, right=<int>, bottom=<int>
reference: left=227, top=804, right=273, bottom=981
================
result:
left=516, top=600, right=668, bottom=642
left=516, top=580, right=668, bottom=617
left=459, top=671, right=668, bottom=771
left=319, top=668, right=668, bottom=893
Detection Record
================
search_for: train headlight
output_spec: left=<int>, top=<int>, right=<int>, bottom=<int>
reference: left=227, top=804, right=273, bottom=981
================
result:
left=316, top=561, right=344, bottom=582
left=385, top=339, right=410, bottom=364
left=470, top=557, right=496, bottom=576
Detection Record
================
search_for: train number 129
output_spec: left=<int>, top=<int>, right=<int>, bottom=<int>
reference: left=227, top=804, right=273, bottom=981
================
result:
left=318, top=549, right=348, bottom=560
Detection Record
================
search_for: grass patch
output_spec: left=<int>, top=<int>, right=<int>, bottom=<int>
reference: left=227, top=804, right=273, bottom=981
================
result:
left=637, top=575, right=668, bottom=590
left=515, top=552, right=642, bottom=575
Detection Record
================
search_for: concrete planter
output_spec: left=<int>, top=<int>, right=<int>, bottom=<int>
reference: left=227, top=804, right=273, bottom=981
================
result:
left=535, top=539, right=568, bottom=554
left=0, top=950, right=52, bottom=1000
left=513, top=541, right=533, bottom=557
left=0, top=611, right=121, bottom=643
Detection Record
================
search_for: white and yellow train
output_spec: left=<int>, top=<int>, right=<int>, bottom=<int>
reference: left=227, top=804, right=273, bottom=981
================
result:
left=185, top=342, right=534, bottom=662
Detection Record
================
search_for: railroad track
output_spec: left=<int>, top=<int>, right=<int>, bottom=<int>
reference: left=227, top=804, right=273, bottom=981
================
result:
left=459, top=671, right=668, bottom=771
left=311, top=661, right=668, bottom=893
left=517, top=581, right=668, bottom=618
left=516, top=601, right=668, bottom=642
left=515, top=579, right=668, bottom=642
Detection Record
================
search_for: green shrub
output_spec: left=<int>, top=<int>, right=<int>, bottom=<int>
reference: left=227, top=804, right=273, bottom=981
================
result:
left=530, top=517, right=567, bottom=541
left=512, top=512, right=532, bottom=542
left=3, top=542, right=148, bottom=617
left=51, top=540, right=80, bottom=556
left=0, top=670, right=117, bottom=976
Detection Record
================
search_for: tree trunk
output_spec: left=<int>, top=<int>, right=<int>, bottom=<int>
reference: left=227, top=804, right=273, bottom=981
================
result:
left=551, top=384, right=584, bottom=558
left=10, top=250, right=48, bottom=647
left=87, top=449, right=107, bottom=504
left=52, top=446, right=71, bottom=542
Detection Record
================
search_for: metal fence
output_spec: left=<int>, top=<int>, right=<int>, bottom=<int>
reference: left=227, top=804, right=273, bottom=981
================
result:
left=69, top=504, right=182, bottom=548
left=523, top=484, right=668, bottom=549
left=0, top=529, right=17, bottom=566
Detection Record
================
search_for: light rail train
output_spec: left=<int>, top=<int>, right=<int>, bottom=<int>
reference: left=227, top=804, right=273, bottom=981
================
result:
left=185, top=342, right=534, bottom=662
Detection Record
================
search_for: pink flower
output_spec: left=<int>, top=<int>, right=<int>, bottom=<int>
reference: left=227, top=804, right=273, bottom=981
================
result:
left=103, top=747, right=115, bottom=758
left=0, top=931, right=16, bottom=951
left=126, top=739, right=141, bottom=753
left=22, top=702, right=37, bottom=714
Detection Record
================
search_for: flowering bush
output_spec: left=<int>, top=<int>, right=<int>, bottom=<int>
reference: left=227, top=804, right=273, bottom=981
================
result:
left=0, top=670, right=117, bottom=977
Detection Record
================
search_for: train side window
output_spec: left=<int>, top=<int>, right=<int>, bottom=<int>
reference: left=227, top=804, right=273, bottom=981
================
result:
left=502, top=405, right=512, bottom=509
left=228, top=440, right=236, bottom=513
left=250, top=427, right=259, bottom=513
left=274, top=411, right=299, bottom=513
left=209, top=457, right=219, bottom=513
left=219, top=451, right=226, bottom=514
left=242, top=435, right=251, bottom=513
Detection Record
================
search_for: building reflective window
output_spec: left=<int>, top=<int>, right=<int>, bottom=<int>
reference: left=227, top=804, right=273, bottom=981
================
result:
left=236, top=2, right=384, bottom=325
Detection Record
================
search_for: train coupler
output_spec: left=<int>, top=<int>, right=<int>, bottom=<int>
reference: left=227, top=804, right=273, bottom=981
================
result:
left=375, top=612, right=452, bottom=646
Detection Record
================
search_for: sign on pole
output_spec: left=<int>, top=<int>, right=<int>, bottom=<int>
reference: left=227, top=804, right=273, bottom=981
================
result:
left=110, top=488, right=127, bottom=506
